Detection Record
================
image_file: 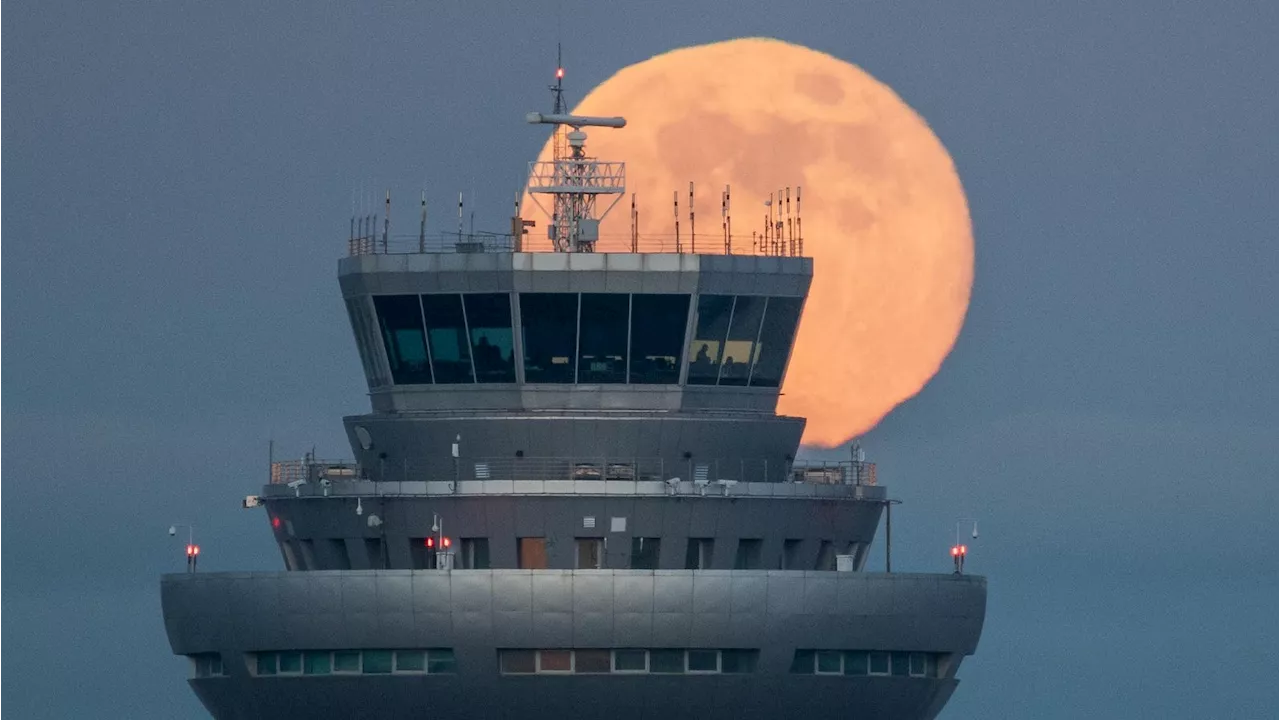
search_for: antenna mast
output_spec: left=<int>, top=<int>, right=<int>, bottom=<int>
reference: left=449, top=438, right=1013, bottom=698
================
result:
left=524, top=54, right=627, bottom=253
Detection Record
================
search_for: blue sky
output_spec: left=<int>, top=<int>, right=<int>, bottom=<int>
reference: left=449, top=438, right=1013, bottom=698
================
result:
left=4, top=1, right=1275, bottom=717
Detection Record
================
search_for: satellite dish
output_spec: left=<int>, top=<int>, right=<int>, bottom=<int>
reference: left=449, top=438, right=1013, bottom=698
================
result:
left=354, top=426, right=373, bottom=451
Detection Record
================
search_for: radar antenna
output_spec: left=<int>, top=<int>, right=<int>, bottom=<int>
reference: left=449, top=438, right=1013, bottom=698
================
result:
left=525, top=55, right=627, bottom=253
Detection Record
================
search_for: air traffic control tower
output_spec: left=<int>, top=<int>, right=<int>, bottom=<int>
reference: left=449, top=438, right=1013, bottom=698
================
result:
left=161, top=101, right=986, bottom=720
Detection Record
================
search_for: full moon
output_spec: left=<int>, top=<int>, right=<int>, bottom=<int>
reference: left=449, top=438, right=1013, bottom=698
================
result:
left=522, top=37, right=973, bottom=448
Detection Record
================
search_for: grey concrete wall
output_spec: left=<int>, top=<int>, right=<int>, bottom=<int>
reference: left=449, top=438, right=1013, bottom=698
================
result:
left=162, top=569, right=985, bottom=720
left=262, top=494, right=886, bottom=572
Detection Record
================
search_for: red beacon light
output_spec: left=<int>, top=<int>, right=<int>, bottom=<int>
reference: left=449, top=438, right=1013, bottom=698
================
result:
left=950, top=544, right=968, bottom=574
left=442, top=537, right=452, bottom=549
left=424, top=537, right=435, bottom=548
left=555, top=67, right=565, bottom=79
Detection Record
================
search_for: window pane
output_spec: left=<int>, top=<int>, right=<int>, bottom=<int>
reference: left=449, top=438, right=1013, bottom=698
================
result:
left=687, top=650, right=718, bottom=672
left=194, top=655, right=211, bottom=678
left=346, top=298, right=379, bottom=384
left=575, top=538, right=603, bottom=569
left=843, top=651, right=868, bottom=676
left=721, top=650, right=758, bottom=674
left=256, top=652, right=277, bottom=676
left=909, top=652, right=927, bottom=676
left=650, top=649, right=684, bottom=674
left=574, top=650, right=612, bottom=674
left=211, top=654, right=223, bottom=675
left=891, top=651, right=910, bottom=676
left=333, top=651, right=361, bottom=673
left=539, top=650, right=572, bottom=672
left=685, top=538, right=713, bottom=570
left=577, top=294, right=629, bottom=383
left=518, top=537, right=548, bottom=569
left=719, top=296, right=766, bottom=386
left=421, top=294, right=474, bottom=383
left=301, top=651, right=331, bottom=675
left=614, top=649, right=647, bottom=672
left=630, top=537, right=661, bottom=569
left=789, top=650, right=815, bottom=674
left=427, top=649, right=457, bottom=674
left=500, top=650, right=536, bottom=674
left=278, top=651, right=302, bottom=674
left=373, top=295, right=433, bottom=384
left=687, top=295, right=733, bottom=385
left=520, top=293, right=579, bottom=383
left=733, top=539, right=763, bottom=570
left=363, top=650, right=393, bottom=674
left=464, top=294, right=515, bottom=383
left=629, top=294, right=690, bottom=384
left=869, top=651, right=890, bottom=675
left=749, top=296, right=803, bottom=387
left=395, top=650, right=425, bottom=672
left=816, top=650, right=842, bottom=674
left=462, top=538, right=491, bottom=569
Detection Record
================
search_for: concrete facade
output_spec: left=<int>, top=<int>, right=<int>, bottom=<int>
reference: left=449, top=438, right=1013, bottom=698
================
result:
left=162, top=570, right=987, bottom=720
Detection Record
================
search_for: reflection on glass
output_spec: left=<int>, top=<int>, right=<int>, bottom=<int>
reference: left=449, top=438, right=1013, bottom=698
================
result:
left=687, top=295, right=734, bottom=385
left=463, top=294, right=515, bottom=383
left=577, top=294, right=629, bottom=383
left=421, top=294, right=474, bottom=383
left=373, top=295, right=433, bottom=384
left=719, top=295, right=765, bottom=386
left=749, top=296, right=803, bottom=387
left=629, top=294, right=689, bottom=384
left=520, top=293, right=578, bottom=383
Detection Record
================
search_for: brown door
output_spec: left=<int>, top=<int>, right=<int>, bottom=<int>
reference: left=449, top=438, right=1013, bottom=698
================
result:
left=518, top=537, right=548, bottom=569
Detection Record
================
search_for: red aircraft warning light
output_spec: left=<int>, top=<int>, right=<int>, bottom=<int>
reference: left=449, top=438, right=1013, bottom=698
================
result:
left=950, top=544, right=967, bottom=574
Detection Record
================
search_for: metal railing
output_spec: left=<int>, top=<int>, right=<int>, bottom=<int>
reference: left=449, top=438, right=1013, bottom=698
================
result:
left=346, top=232, right=806, bottom=258
left=270, top=456, right=874, bottom=487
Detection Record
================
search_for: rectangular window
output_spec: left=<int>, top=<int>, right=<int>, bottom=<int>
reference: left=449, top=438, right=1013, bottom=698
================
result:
left=687, top=650, right=719, bottom=673
left=718, top=295, right=766, bottom=386
left=373, top=295, right=433, bottom=384
left=782, top=539, right=804, bottom=569
left=789, top=649, right=815, bottom=674
left=410, top=538, right=437, bottom=570
left=256, top=652, right=278, bottom=676
left=687, top=295, right=734, bottom=385
left=500, top=650, right=536, bottom=674
left=520, top=293, right=579, bottom=383
left=614, top=649, right=647, bottom=672
left=748, top=296, right=804, bottom=387
left=304, top=651, right=332, bottom=675
left=362, top=650, right=393, bottom=674
left=518, top=537, right=548, bottom=569
left=814, top=540, right=836, bottom=571
left=574, top=650, right=612, bottom=674
left=868, top=651, right=890, bottom=676
left=720, top=650, right=758, bottom=674
left=395, top=650, right=425, bottom=672
left=844, top=651, right=868, bottom=676
left=334, top=651, right=361, bottom=673
left=538, top=650, right=572, bottom=673
left=733, top=539, right=763, bottom=570
left=816, top=650, right=842, bottom=674
left=577, top=294, right=629, bottom=383
left=891, top=652, right=910, bottom=677
left=629, top=294, right=690, bottom=384
left=685, top=538, right=714, bottom=569
left=346, top=297, right=380, bottom=384
left=630, top=537, right=661, bottom=569
left=365, top=538, right=385, bottom=569
left=427, top=649, right=457, bottom=674
left=461, top=538, right=491, bottom=569
left=298, top=539, right=317, bottom=570
left=421, top=294, right=475, bottom=383
left=192, top=653, right=224, bottom=678
left=328, top=539, right=352, bottom=570
left=464, top=293, right=516, bottom=383
left=278, top=651, right=302, bottom=674
left=575, top=538, right=603, bottom=569
left=909, top=652, right=928, bottom=677
left=649, top=649, right=684, bottom=674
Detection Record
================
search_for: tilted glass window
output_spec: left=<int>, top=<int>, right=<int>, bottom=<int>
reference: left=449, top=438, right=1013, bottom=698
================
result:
left=333, top=651, right=361, bottom=673
left=687, top=295, right=734, bottom=385
left=868, top=651, right=891, bottom=676
left=520, top=293, right=579, bottom=383
left=304, top=651, right=332, bottom=675
left=719, top=295, right=766, bottom=386
left=500, top=650, right=536, bottom=674
left=789, top=649, right=815, bottom=674
left=649, top=649, right=685, bottom=674
left=362, top=650, right=393, bottom=674
left=577, top=294, right=629, bottom=383
left=420, top=294, right=474, bottom=384
left=574, top=650, right=612, bottom=674
left=816, top=650, right=842, bottom=674
left=891, top=652, right=910, bottom=677
left=373, top=295, right=433, bottom=384
left=748, top=296, right=803, bottom=387
left=844, top=651, right=868, bottom=676
left=629, top=294, right=690, bottom=384
left=687, top=650, right=719, bottom=673
left=278, top=651, right=302, bottom=674
left=721, top=650, right=758, bottom=674
left=463, top=293, right=515, bottom=383
left=395, top=650, right=425, bottom=672
left=256, top=652, right=278, bottom=676
left=613, top=649, right=647, bottom=672
left=426, top=649, right=457, bottom=674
